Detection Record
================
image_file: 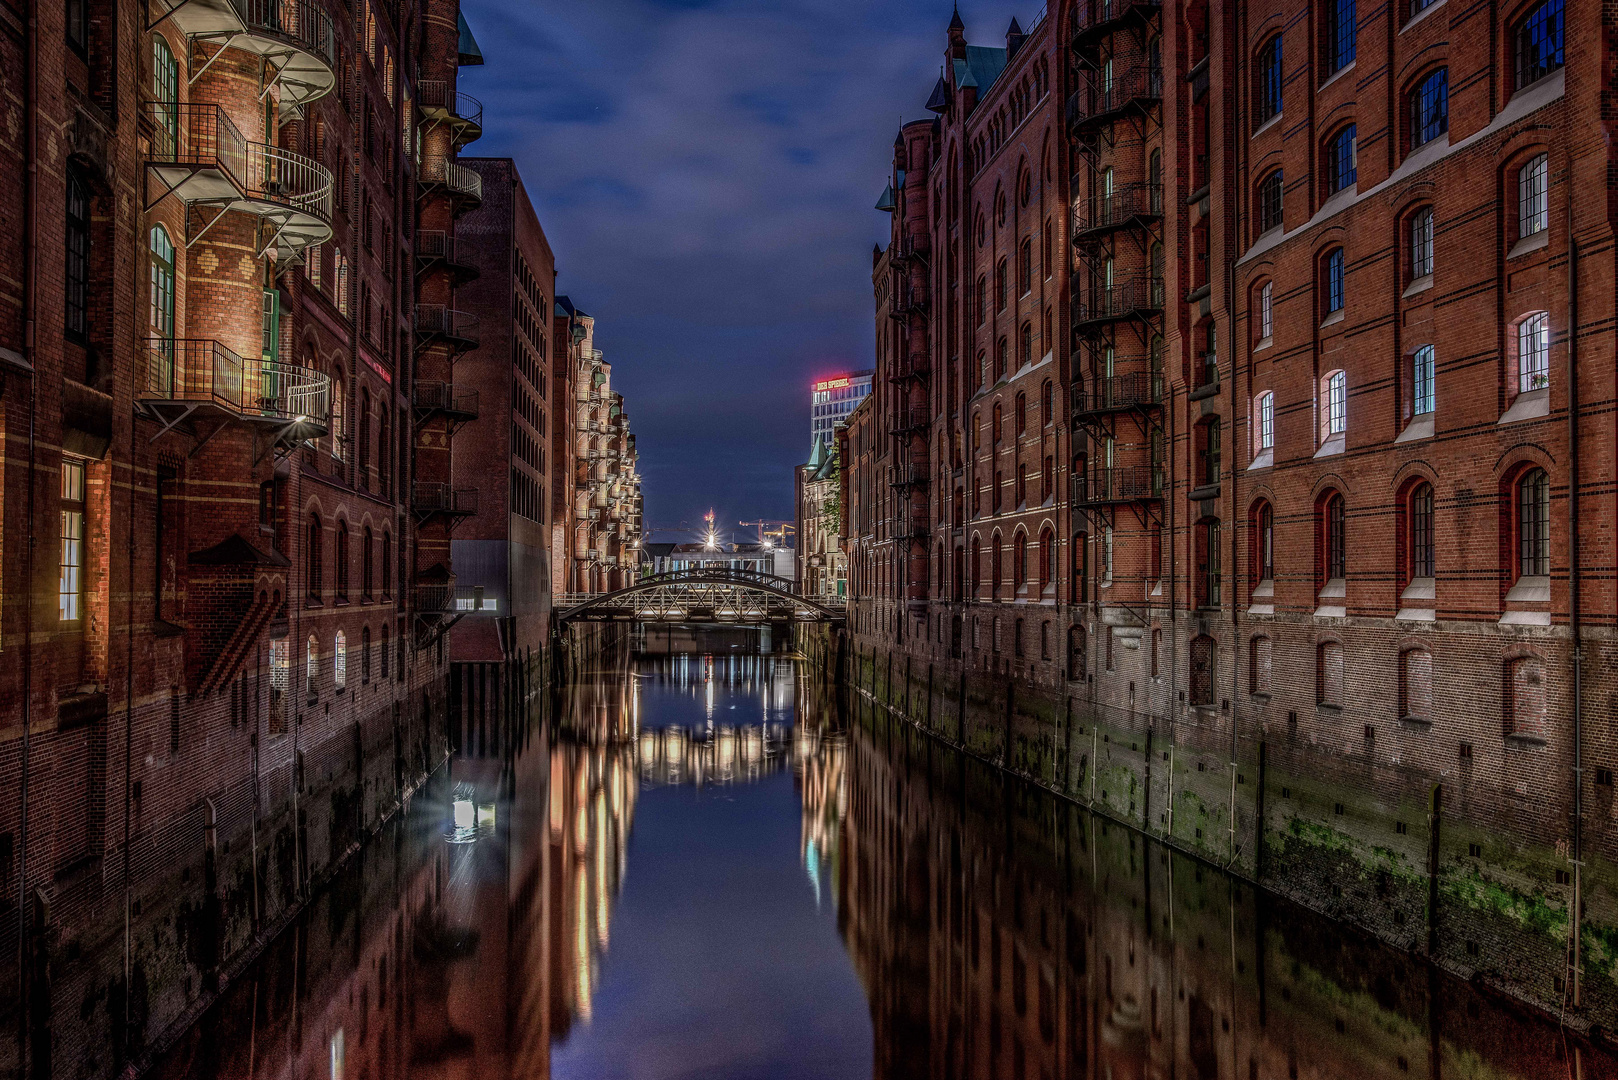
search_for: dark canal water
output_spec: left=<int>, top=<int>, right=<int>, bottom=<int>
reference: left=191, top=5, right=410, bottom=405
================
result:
left=148, top=649, right=1618, bottom=1080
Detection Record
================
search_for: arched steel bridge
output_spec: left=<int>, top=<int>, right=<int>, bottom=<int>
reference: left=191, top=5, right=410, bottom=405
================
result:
left=556, top=568, right=845, bottom=625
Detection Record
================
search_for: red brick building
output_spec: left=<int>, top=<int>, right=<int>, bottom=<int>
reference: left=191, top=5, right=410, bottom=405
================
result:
left=446, top=157, right=555, bottom=680
left=846, top=0, right=1618, bottom=1019
left=0, top=0, right=492, bottom=1071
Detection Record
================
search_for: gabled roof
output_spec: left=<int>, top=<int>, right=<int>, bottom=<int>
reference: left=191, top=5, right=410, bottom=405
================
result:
left=953, top=45, right=1007, bottom=94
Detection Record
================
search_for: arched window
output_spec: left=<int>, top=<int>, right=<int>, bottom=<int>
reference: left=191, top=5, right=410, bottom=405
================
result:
left=1515, top=312, right=1551, bottom=393
left=1040, top=379, right=1053, bottom=426
left=1409, top=206, right=1434, bottom=279
left=380, top=624, right=390, bottom=679
left=337, top=524, right=358, bottom=607
left=362, top=525, right=374, bottom=598
left=991, top=534, right=1004, bottom=598
left=1012, top=530, right=1028, bottom=586
left=1038, top=528, right=1055, bottom=590
left=1255, top=34, right=1283, bottom=126
left=1505, top=655, right=1547, bottom=739
left=1400, top=649, right=1433, bottom=722
left=1014, top=393, right=1027, bottom=435
left=1255, top=280, right=1274, bottom=343
left=995, top=337, right=1008, bottom=381
left=1517, top=468, right=1550, bottom=578
left=1322, top=247, right=1345, bottom=316
left=330, top=376, right=346, bottom=459
left=306, top=514, right=323, bottom=599
left=975, top=276, right=987, bottom=324
left=334, top=631, right=347, bottom=690
left=1019, top=323, right=1033, bottom=369
left=1322, top=0, right=1356, bottom=75
left=1325, top=125, right=1357, bottom=196
left=1252, top=501, right=1275, bottom=583
left=358, top=387, right=371, bottom=478
left=1320, top=491, right=1347, bottom=582
left=1018, top=238, right=1032, bottom=294
left=1322, top=370, right=1347, bottom=439
left=1517, top=153, right=1549, bottom=240
left=1410, top=69, right=1448, bottom=149
left=1257, top=170, right=1284, bottom=232
left=381, top=531, right=392, bottom=597
left=1255, top=391, right=1275, bottom=452
left=1513, top=0, right=1564, bottom=89
left=306, top=634, right=318, bottom=696
left=1408, top=482, right=1435, bottom=580
left=970, top=536, right=982, bottom=595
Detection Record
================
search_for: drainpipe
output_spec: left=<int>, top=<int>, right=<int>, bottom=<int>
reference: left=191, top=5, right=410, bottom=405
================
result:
left=16, top=0, right=40, bottom=1067
left=1564, top=185, right=1582, bottom=1009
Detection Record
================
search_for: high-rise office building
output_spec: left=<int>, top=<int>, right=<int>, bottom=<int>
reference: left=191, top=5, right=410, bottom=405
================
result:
left=810, top=370, right=873, bottom=446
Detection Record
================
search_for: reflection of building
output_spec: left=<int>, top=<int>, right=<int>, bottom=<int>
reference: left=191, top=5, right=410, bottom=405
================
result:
left=796, top=436, right=846, bottom=600
left=810, top=371, right=874, bottom=446
left=795, top=726, right=847, bottom=909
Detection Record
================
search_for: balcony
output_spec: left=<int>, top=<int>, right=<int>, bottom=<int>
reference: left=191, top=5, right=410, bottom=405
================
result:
left=1071, top=372, right=1163, bottom=420
left=1073, top=183, right=1163, bottom=239
left=1066, top=67, right=1163, bottom=134
left=414, top=230, right=480, bottom=283
left=418, top=157, right=483, bottom=212
left=890, top=235, right=931, bottom=265
left=150, top=0, right=336, bottom=116
left=144, top=102, right=333, bottom=259
left=1069, top=0, right=1163, bottom=47
left=1072, top=466, right=1164, bottom=506
left=412, top=483, right=478, bottom=525
left=137, top=338, right=330, bottom=444
left=891, top=465, right=929, bottom=489
left=1074, top=277, right=1164, bottom=327
left=417, top=80, right=483, bottom=147
left=412, top=382, right=479, bottom=433
left=889, top=404, right=929, bottom=435
left=887, top=277, right=930, bottom=320
left=413, top=305, right=480, bottom=354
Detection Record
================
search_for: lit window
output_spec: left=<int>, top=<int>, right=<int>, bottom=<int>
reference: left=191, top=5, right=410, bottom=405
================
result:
left=306, top=634, right=318, bottom=696
left=59, top=459, right=85, bottom=622
left=1256, top=392, right=1275, bottom=450
left=1517, top=312, right=1550, bottom=393
left=1517, top=468, right=1550, bottom=578
left=1412, top=345, right=1436, bottom=415
left=1410, top=207, right=1434, bottom=278
left=334, top=630, right=347, bottom=689
left=1410, top=69, right=1448, bottom=149
left=1518, top=154, right=1548, bottom=238
left=1324, top=370, right=1347, bottom=436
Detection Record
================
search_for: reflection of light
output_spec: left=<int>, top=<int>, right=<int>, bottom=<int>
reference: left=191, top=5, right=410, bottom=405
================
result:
left=806, top=839, right=822, bottom=907
left=453, top=799, right=474, bottom=830
left=330, top=1029, right=345, bottom=1080
left=477, top=803, right=496, bottom=829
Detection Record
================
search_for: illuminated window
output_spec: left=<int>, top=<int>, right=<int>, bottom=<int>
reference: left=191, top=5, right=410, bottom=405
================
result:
left=306, top=634, right=318, bottom=696
left=334, top=630, right=347, bottom=689
left=1256, top=392, right=1275, bottom=451
left=1516, top=312, right=1550, bottom=393
left=59, top=459, right=85, bottom=622
left=1412, top=345, right=1435, bottom=416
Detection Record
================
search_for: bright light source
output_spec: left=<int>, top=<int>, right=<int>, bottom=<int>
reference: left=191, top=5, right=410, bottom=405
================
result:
left=453, top=799, right=474, bottom=830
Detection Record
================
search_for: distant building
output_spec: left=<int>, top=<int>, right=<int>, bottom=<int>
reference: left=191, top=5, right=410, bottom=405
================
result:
left=645, top=542, right=777, bottom=576
left=810, top=370, right=873, bottom=446
left=796, top=435, right=846, bottom=601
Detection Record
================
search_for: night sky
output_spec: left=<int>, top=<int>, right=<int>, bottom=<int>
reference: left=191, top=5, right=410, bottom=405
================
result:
left=457, top=0, right=1042, bottom=544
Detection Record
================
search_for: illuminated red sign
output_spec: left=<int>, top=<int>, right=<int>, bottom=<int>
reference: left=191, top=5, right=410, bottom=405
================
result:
left=814, top=376, right=852, bottom=391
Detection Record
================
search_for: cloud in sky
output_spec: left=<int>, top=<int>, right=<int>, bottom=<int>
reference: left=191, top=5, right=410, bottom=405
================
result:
left=458, top=0, right=1043, bottom=543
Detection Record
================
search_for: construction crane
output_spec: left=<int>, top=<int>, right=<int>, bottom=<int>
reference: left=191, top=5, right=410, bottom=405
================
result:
left=740, top=520, right=795, bottom=549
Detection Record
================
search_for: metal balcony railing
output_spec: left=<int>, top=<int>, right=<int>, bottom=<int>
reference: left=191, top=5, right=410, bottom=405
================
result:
left=1071, top=372, right=1163, bottom=416
left=1070, top=0, right=1163, bottom=44
left=413, top=304, right=480, bottom=345
left=412, top=381, right=479, bottom=419
left=420, top=157, right=483, bottom=203
left=891, top=465, right=929, bottom=488
left=142, top=338, right=330, bottom=426
left=890, top=405, right=929, bottom=433
left=1066, top=66, right=1163, bottom=129
left=418, top=80, right=484, bottom=131
left=145, top=102, right=333, bottom=222
left=152, top=0, right=336, bottom=110
left=414, top=230, right=479, bottom=275
left=1073, top=183, right=1164, bottom=235
left=1072, top=466, right=1164, bottom=505
left=1075, top=277, right=1164, bottom=325
left=412, top=483, right=477, bottom=517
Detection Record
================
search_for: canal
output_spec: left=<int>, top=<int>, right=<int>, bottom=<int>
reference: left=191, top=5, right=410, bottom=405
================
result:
left=146, top=647, right=1616, bottom=1079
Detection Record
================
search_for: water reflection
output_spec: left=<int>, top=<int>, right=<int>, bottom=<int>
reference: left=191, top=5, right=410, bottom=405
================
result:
left=148, top=655, right=1616, bottom=1080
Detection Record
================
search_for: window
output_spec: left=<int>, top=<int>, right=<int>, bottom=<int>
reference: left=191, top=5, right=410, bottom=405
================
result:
left=1409, top=482, right=1435, bottom=579
left=1316, top=641, right=1345, bottom=706
left=362, top=526, right=374, bottom=599
left=1250, top=636, right=1273, bottom=696
left=1322, top=492, right=1347, bottom=580
left=1410, top=0, right=1437, bottom=15
left=976, top=276, right=987, bottom=324
left=1399, top=649, right=1433, bottom=721
left=1068, top=626, right=1087, bottom=676
left=334, top=631, right=347, bottom=690
left=382, top=531, right=392, bottom=597
left=995, top=337, right=1008, bottom=381
left=330, top=378, right=346, bottom=459
left=358, top=388, right=371, bottom=478
left=1255, top=35, right=1283, bottom=125
left=1258, top=281, right=1273, bottom=341
left=59, top=459, right=85, bottom=622
left=1517, top=468, right=1550, bottom=578
left=1325, top=126, right=1357, bottom=195
left=153, top=37, right=179, bottom=152
left=996, top=259, right=1008, bottom=311
left=1409, top=207, right=1434, bottom=279
left=1258, top=171, right=1283, bottom=233
left=1323, top=0, right=1356, bottom=75
left=1196, top=418, right=1221, bottom=487
left=306, top=634, right=318, bottom=697
left=269, top=637, right=289, bottom=733
left=1015, top=393, right=1027, bottom=436
left=1195, top=519, right=1222, bottom=608
left=1256, top=392, right=1275, bottom=451
left=65, top=172, right=90, bottom=342
left=1411, top=345, right=1436, bottom=417
left=1323, top=370, right=1347, bottom=437
left=1516, top=312, right=1550, bottom=393
left=1505, top=655, right=1547, bottom=739
left=1322, top=248, right=1345, bottom=317
left=1020, top=323, right=1033, bottom=370
left=1038, top=529, right=1055, bottom=589
left=1018, top=239, right=1032, bottom=296
left=336, top=522, right=350, bottom=599
left=1410, top=69, right=1448, bottom=149
left=1040, top=380, right=1053, bottom=426
left=306, top=514, right=323, bottom=600
left=1013, top=531, right=1028, bottom=586
left=1514, top=0, right=1564, bottom=89
left=1253, top=501, right=1275, bottom=582
left=1517, top=154, right=1549, bottom=239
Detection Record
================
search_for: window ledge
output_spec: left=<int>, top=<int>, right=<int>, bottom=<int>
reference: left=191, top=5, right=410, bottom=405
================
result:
left=1252, top=579, right=1275, bottom=600
left=1320, top=309, right=1345, bottom=329
left=1396, top=608, right=1436, bottom=623
left=1402, top=274, right=1434, bottom=300
left=1505, top=575, right=1551, bottom=604
left=1314, top=604, right=1347, bottom=619
left=1316, top=702, right=1343, bottom=715
left=1253, top=336, right=1273, bottom=353
left=1251, top=113, right=1282, bottom=140
left=1499, top=387, right=1550, bottom=425
left=1314, top=434, right=1345, bottom=459
left=1248, top=603, right=1275, bottom=617
left=1188, top=483, right=1220, bottom=502
left=1319, top=60, right=1356, bottom=93
left=1400, top=715, right=1434, bottom=730
left=1319, top=577, right=1346, bottom=600
left=1508, top=230, right=1549, bottom=261
left=1499, top=609, right=1551, bottom=627
left=1395, top=414, right=1435, bottom=443
left=1401, top=576, right=1436, bottom=603
left=1401, top=0, right=1446, bottom=32
left=1504, top=733, right=1549, bottom=749
left=1248, top=447, right=1274, bottom=471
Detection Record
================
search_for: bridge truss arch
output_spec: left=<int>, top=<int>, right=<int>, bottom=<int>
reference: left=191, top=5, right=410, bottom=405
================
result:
left=555, top=567, right=845, bottom=625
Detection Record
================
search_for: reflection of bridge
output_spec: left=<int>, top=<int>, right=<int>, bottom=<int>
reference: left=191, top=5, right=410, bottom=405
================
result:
left=556, top=568, right=846, bottom=625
